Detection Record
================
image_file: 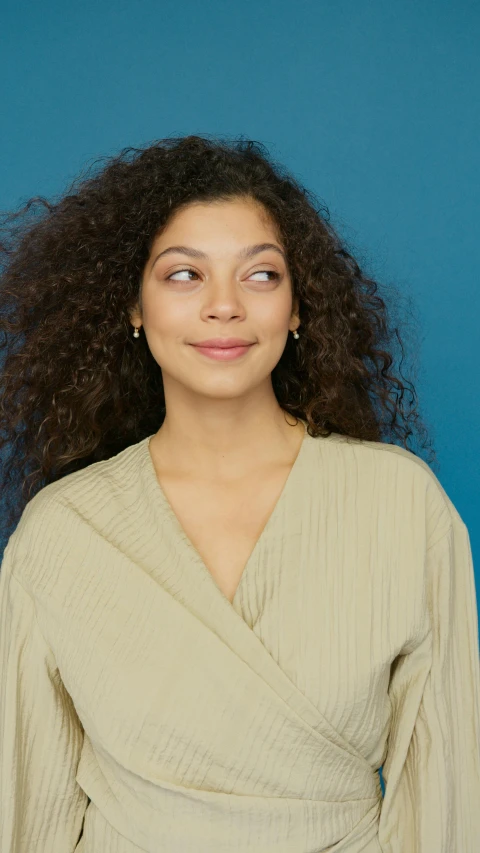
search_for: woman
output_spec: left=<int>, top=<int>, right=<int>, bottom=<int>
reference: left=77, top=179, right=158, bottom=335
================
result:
left=0, top=134, right=479, bottom=852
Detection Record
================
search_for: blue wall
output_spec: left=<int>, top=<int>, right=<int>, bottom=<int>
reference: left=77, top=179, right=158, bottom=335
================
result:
left=2, top=2, right=479, bottom=608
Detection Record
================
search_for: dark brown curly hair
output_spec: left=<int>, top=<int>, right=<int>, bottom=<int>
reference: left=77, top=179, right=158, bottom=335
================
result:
left=0, top=133, right=436, bottom=545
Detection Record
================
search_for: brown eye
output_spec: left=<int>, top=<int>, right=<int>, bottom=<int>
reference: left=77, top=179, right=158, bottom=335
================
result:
left=249, top=270, right=280, bottom=281
left=166, top=268, right=199, bottom=281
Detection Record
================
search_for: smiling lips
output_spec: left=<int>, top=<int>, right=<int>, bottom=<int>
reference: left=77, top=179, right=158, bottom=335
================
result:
left=190, top=341, right=255, bottom=361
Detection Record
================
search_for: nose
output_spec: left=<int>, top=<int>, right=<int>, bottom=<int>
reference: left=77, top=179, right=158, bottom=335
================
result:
left=202, top=275, right=247, bottom=319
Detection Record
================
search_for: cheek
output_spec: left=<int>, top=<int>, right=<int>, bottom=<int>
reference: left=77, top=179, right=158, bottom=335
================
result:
left=142, top=291, right=190, bottom=333
left=256, top=300, right=292, bottom=333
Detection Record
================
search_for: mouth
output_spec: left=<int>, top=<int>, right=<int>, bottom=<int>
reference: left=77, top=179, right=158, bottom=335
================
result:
left=189, top=343, right=255, bottom=361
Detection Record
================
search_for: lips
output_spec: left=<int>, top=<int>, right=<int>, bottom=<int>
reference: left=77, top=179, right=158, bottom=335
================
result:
left=192, top=344, right=252, bottom=350
left=190, top=343, right=254, bottom=361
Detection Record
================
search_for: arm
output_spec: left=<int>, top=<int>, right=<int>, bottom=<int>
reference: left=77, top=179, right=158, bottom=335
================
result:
left=0, top=543, right=89, bottom=852
left=378, top=516, right=480, bottom=851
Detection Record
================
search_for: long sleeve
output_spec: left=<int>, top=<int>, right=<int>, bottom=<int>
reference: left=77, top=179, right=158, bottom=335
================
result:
left=0, top=540, right=89, bottom=852
left=378, top=513, right=480, bottom=851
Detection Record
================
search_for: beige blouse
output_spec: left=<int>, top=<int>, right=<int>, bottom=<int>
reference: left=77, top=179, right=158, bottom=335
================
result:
left=1, top=422, right=479, bottom=852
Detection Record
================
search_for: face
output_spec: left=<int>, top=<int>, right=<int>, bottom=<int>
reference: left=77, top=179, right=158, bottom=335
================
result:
left=130, top=196, right=300, bottom=403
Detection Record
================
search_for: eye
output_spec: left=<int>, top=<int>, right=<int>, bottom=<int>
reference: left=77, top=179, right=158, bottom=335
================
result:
left=249, top=270, right=281, bottom=281
left=167, top=268, right=199, bottom=281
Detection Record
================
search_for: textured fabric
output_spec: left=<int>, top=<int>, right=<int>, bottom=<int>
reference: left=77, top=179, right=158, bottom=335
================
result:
left=1, top=421, right=480, bottom=852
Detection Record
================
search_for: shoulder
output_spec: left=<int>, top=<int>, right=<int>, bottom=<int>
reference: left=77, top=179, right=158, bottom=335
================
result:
left=314, top=431, right=458, bottom=543
left=3, top=436, right=150, bottom=585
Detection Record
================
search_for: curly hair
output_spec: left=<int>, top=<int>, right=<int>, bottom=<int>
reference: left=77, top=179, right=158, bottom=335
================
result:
left=0, top=133, right=436, bottom=542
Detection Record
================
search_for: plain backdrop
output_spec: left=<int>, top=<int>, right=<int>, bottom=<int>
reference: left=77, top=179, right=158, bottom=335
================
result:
left=1, top=1, right=478, bottom=617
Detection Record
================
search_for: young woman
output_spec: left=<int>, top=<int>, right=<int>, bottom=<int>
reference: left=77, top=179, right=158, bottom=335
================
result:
left=1, top=135, right=479, bottom=852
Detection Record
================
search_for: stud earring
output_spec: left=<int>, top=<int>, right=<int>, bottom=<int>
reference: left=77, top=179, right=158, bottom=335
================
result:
left=293, top=329, right=300, bottom=339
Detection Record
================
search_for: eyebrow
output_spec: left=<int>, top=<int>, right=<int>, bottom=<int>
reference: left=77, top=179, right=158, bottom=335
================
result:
left=151, top=242, right=286, bottom=268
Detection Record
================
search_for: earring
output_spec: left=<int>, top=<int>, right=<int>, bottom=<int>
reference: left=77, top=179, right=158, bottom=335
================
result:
left=133, top=326, right=140, bottom=338
left=293, top=329, right=300, bottom=339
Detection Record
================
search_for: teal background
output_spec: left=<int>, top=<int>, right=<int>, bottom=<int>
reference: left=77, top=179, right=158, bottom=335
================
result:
left=1, top=0, right=479, bottom=795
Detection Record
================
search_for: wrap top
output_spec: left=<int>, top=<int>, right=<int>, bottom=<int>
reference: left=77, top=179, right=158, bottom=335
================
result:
left=1, top=423, right=479, bottom=851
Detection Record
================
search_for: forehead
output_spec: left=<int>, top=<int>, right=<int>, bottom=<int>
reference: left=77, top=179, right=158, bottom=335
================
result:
left=155, top=198, right=279, bottom=242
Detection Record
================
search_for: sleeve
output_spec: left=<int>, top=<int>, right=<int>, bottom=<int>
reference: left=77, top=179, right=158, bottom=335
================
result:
left=0, top=541, right=89, bottom=852
left=377, top=514, right=480, bottom=852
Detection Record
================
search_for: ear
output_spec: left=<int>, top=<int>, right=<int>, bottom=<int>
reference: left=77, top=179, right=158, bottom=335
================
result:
left=129, top=303, right=142, bottom=327
left=291, top=296, right=300, bottom=325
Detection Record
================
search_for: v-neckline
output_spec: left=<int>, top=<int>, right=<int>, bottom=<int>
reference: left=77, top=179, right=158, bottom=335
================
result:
left=140, top=419, right=309, bottom=609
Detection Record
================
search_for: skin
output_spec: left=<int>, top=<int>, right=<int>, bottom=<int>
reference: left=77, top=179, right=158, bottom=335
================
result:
left=129, top=195, right=303, bottom=484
